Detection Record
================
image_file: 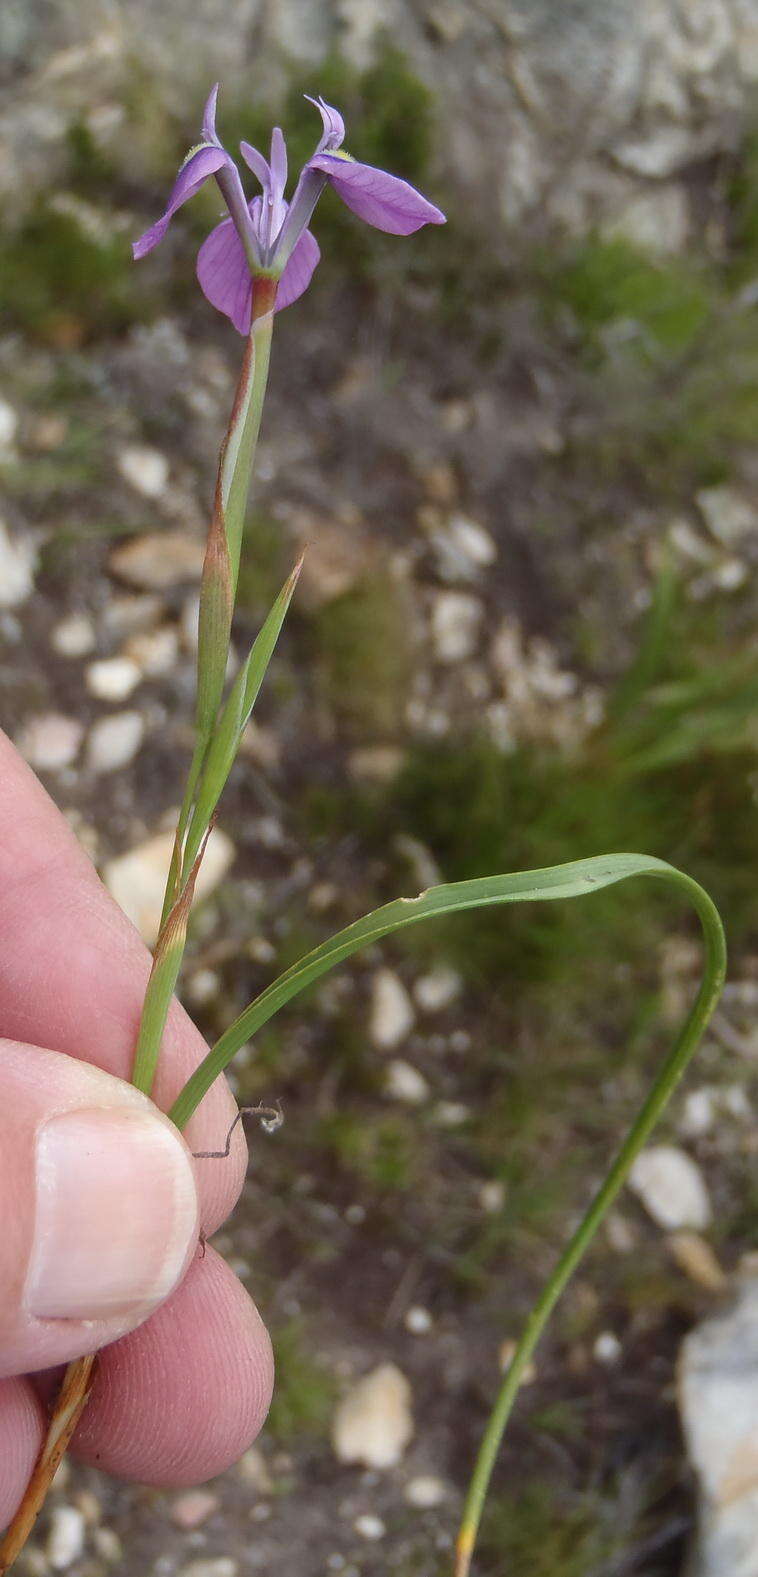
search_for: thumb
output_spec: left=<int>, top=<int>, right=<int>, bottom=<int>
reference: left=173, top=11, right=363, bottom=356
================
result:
left=0, top=1040, right=199, bottom=1377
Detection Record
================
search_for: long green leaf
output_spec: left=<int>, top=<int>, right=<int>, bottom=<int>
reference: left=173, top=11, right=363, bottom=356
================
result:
left=169, top=852, right=720, bottom=1128
left=168, top=850, right=724, bottom=1577
left=181, top=557, right=302, bottom=879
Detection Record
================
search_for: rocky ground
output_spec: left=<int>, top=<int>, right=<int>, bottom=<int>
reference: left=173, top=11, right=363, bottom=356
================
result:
left=4, top=6, right=758, bottom=1577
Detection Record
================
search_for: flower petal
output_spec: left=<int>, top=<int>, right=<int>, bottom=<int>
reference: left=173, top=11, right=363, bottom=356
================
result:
left=305, top=96, right=345, bottom=153
left=240, top=140, right=271, bottom=192
left=133, top=144, right=230, bottom=259
left=309, top=153, right=445, bottom=235
left=196, top=217, right=253, bottom=334
left=202, top=84, right=220, bottom=143
left=275, top=227, right=320, bottom=310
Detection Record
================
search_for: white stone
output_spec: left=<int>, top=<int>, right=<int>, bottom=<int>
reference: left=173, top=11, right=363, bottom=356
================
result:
left=47, top=1505, right=86, bottom=1569
left=117, top=444, right=169, bottom=499
left=405, top=1475, right=446, bottom=1508
left=433, top=514, right=497, bottom=581
left=187, top=967, right=221, bottom=1007
left=86, top=710, right=144, bottom=774
left=478, top=1179, right=506, bottom=1214
left=679, top=1275, right=758, bottom=1577
left=385, top=1058, right=429, bottom=1105
left=696, top=486, right=757, bottom=546
left=103, top=826, right=235, bottom=945
left=414, top=965, right=462, bottom=1013
left=593, top=1330, right=622, bottom=1365
left=353, top=1515, right=386, bottom=1541
left=369, top=968, right=415, bottom=1051
left=0, top=397, right=19, bottom=452
left=433, top=1101, right=470, bottom=1127
left=124, top=623, right=180, bottom=677
left=0, top=521, right=36, bottom=608
left=86, top=655, right=141, bottom=701
left=404, top=1305, right=433, bottom=1335
left=170, top=1490, right=220, bottom=1529
left=16, top=713, right=84, bottom=771
left=51, top=611, right=96, bottom=657
left=110, top=531, right=205, bottom=591
left=431, top=590, right=482, bottom=662
left=628, top=1144, right=712, bottom=1231
left=179, top=1562, right=238, bottom=1577
left=332, top=1362, right=413, bottom=1469
left=102, top=592, right=167, bottom=637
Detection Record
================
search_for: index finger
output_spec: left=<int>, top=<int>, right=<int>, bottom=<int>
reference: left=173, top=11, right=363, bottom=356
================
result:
left=0, top=730, right=246, bottom=1233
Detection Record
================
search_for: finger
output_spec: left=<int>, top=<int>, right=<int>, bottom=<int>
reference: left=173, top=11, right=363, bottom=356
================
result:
left=0, top=731, right=246, bottom=1233
left=71, top=1245, right=273, bottom=1484
left=0, top=1379, right=44, bottom=1530
left=0, top=1040, right=198, bottom=1376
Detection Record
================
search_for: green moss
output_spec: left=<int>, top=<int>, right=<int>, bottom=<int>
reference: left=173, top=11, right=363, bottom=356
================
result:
left=547, top=237, right=713, bottom=355
left=312, top=570, right=415, bottom=740
left=0, top=200, right=144, bottom=342
left=479, top=1483, right=617, bottom=1576
left=316, top=1109, right=421, bottom=1190
left=266, top=1320, right=336, bottom=1444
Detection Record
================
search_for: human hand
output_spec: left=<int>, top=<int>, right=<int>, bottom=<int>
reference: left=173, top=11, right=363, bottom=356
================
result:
left=0, top=731, right=273, bottom=1526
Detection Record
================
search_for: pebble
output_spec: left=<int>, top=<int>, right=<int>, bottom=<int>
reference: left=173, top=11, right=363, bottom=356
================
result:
left=593, top=1330, right=622, bottom=1365
left=102, top=592, right=167, bottom=637
left=237, top=1446, right=273, bottom=1493
left=51, top=611, right=96, bottom=657
left=478, top=1179, right=506, bottom=1214
left=404, top=1305, right=433, bottom=1335
left=332, top=1362, right=413, bottom=1469
left=117, top=443, right=170, bottom=498
left=353, top=1515, right=385, bottom=1541
left=433, top=1100, right=470, bottom=1127
left=110, top=531, right=205, bottom=590
left=385, top=1058, right=429, bottom=1104
left=187, top=967, right=222, bottom=1007
left=16, top=713, right=84, bottom=771
left=93, top=1527, right=123, bottom=1562
left=405, top=1475, right=446, bottom=1508
left=498, top=1340, right=537, bottom=1383
left=680, top=1084, right=752, bottom=1139
left=0, top=520, right=37, bottom=607
left=170, top=1490, right=220, bottom=1529
left=679, top=1273, right=758, bottom=1577
left=86, top=710, right=144, bottom=774
left=103, top=827, right=235, bottom=945
left=696, top=485, right=756, bottom=546
left=668, top=1232, right=727, bottom=1293
left=0, top=397, right=19, bottom=452
left=431, top=590, right=482, bottom=662
left=628, top=1144, right=712, bottom=1231
left=369, top=968, right=415, bottom=1051
left=124, top=623, right=180, bottom=677
left=86, top=655, right=141, bottom=701
left=414, top=965, right=461, bottom=1013
left=433, top=514, right=497, bottom=582
left=46, top=1505, right=86, bottom=1569
left=627, top=1148, right=709, bottom=1230
left=178, top=1563, right=238, bottom=1577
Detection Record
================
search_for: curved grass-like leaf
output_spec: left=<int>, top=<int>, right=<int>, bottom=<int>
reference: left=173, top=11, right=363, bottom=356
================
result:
left=168, top=851, right=725, bottom=1577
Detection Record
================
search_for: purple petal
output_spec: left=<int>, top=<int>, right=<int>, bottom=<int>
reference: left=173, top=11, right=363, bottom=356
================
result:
left=202, top=84, right=220, bottom=143
left=240, top=140, right=271, bottom=192
left=133, top=144, right=230, bottom=259
left=275, top=227, right=320, bottom=310
left=196, top=217, right=253, bottom=334
left=269, top=127, right=288, bottom=197
left=309, top=153, right=445, bottom=235
left=306, top=96, right=345, bottom=153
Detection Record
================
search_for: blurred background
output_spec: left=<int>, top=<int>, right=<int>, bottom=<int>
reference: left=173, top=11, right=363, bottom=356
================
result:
left=3, top=2, right=758, bottom=1574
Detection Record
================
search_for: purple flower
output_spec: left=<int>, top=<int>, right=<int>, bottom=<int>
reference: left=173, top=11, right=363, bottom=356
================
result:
left=133, top=88, right=445, bottom=331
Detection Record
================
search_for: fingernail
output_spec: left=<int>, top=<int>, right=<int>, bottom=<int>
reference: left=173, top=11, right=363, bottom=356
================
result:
left=27, top=1107, right=198, bottom=1320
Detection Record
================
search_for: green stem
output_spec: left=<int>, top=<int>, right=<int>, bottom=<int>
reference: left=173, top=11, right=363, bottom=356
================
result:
left=453, top=869, right=725, bottom=1577
left=135, top=282, right=277, bottom=1085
